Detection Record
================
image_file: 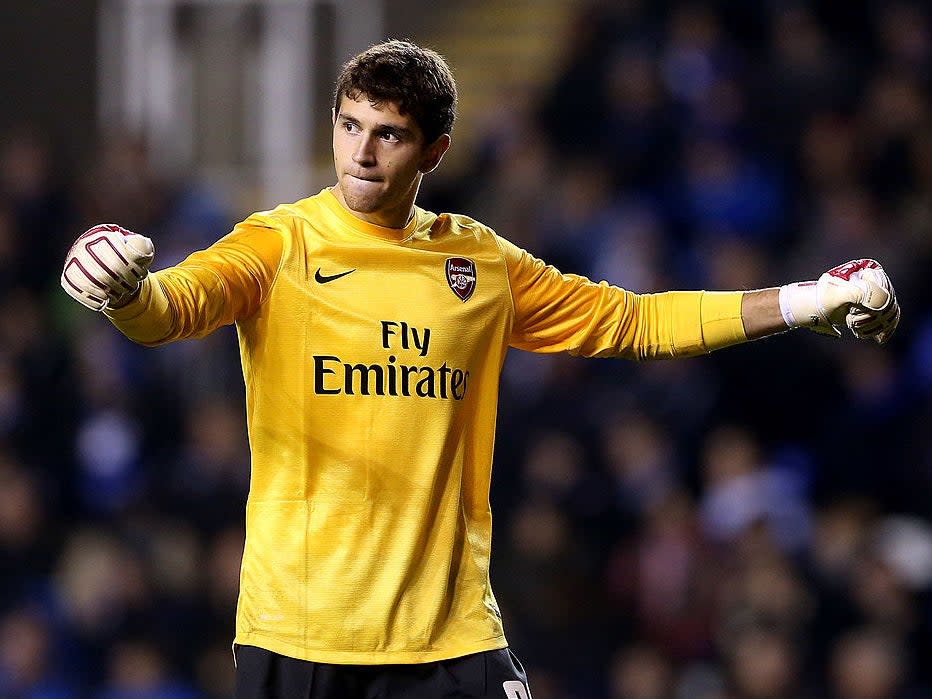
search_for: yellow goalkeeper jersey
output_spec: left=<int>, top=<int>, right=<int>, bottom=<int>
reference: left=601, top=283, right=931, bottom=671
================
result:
left=105, top=188, right=746, bottom=664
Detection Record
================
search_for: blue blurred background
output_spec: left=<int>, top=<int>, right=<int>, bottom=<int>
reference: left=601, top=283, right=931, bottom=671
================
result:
left=2, top=1, right=932, bottom=697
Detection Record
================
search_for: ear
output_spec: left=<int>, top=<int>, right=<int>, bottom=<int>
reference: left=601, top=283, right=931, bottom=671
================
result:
left=420, top=134, right=451, bottom=174
left=331, top=107, right=337, bottom=125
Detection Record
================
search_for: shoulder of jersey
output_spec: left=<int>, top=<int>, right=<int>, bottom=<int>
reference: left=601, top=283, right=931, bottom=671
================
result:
left=244, top=196, right=323, bottom=232
left=430, top=211, right=496, bottom=242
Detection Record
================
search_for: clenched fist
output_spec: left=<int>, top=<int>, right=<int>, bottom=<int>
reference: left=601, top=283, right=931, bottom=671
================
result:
left=779, top=259, right=900, bottom=344
left=61, top=224, right=155, bottom=311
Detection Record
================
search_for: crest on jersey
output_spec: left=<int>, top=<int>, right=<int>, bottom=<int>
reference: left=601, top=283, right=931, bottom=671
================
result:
left=445, top=257, right=476, bottom=302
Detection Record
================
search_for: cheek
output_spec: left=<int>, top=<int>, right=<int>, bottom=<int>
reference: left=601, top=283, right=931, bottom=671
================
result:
left=332, top=132, right=351, bottom=158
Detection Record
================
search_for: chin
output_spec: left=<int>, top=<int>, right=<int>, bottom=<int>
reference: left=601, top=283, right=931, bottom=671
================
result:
left=342, top=181, right=385, bottom=210
left=342, top=193, right=381, bottom=214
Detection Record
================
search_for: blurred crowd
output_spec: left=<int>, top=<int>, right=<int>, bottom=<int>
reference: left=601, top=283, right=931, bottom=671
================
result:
left=2, top=1, right=932, bottom=698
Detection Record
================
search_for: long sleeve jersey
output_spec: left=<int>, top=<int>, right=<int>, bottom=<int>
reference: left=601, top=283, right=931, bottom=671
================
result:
left=105, top=188, right=747, bottom=664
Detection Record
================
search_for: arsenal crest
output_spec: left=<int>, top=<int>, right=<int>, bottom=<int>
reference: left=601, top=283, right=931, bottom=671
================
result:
left=445, top=257, right=476, bottom=302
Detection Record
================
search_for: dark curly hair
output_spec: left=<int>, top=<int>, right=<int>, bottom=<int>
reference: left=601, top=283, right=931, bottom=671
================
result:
left=333, top=40, right=457, bottom=145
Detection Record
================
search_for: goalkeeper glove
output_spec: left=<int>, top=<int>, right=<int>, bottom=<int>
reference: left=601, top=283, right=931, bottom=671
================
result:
left=778, top=259, right=899, bottom=344
left=61, top=223, right=155, bottom=311
left=846, top=271, right=900, bottom=345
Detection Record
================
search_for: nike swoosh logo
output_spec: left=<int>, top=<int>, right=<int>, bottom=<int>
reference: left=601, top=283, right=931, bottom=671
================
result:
left=315, top=268, right=356, bottom=284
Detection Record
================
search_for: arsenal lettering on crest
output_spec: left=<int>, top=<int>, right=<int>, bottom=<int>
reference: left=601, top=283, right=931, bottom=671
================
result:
left=445, top=257, right=476, bottom=302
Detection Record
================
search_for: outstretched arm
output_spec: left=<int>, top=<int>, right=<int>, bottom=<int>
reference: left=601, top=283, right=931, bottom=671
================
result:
left=61, top=219, right=284, bottom=345
left=501, top=237, right=900, bottom=359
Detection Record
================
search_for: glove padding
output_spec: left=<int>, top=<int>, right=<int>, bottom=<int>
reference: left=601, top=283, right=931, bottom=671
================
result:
left=61, top=224, right=155, bottom=311
left=779, top=259, right=899, bottom=343
left=845, top=265, right=900, bottom=344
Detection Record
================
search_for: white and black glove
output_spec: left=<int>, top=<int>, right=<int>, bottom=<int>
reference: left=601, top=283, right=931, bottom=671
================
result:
left=61, top=224, right=155, bottom=311
left=778, top=259, right=900, bottom=344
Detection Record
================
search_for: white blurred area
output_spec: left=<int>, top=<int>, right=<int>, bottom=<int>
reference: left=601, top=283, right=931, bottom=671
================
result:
left=96, top=0, right=384, bottom=206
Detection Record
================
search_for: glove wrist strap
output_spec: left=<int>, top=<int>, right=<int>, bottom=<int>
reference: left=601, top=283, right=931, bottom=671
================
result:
left=778, top=282, right=819, bottom=329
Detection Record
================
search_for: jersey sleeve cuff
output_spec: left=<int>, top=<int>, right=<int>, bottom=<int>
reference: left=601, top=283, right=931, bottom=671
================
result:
left=103, top=275, right=173, bottom=344
left=700, top=291, right=748, bottom=350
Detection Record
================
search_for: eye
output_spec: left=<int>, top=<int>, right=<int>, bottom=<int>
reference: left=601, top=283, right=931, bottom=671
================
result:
left=380, top=131, right=400, bottom=144
left=342, top=121, right=360, bottom=133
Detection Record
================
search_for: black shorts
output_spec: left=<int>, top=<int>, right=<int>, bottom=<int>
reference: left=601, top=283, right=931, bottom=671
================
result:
left=234, top=645, right=532, bottom=699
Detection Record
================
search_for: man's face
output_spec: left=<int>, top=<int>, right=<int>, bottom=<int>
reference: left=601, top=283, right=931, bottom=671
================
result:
left=331, top=94, right=448, bottom=229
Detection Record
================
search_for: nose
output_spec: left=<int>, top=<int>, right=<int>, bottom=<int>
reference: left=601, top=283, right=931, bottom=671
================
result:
left=352, top=134, right=376, bottom=166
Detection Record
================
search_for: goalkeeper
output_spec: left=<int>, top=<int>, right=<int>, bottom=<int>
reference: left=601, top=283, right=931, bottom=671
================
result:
left=61, top=40, right=899, bottom=699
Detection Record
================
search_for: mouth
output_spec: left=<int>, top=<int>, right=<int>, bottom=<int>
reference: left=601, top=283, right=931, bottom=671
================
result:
left=347, top=173, right=382, bottom=183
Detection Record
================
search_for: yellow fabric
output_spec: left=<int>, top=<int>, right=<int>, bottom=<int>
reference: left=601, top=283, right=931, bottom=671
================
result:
left=105, top=188, right=747, bottom=664
left=497, top=237, right=746, bottom=358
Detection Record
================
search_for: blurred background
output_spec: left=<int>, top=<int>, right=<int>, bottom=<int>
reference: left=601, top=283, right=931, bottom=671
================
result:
left=2, top=0, right=932, bottom=697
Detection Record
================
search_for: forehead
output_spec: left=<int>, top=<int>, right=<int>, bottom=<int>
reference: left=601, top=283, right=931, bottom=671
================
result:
left=336, top=95, right=421, bottom=133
